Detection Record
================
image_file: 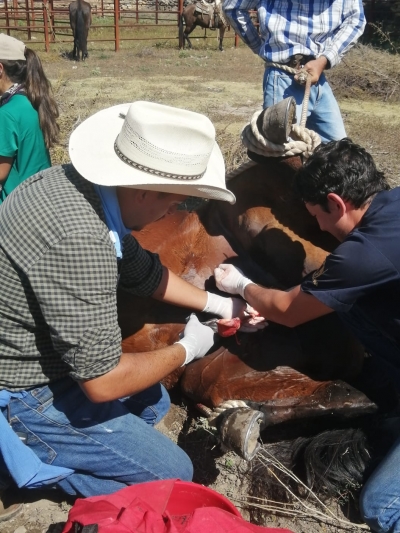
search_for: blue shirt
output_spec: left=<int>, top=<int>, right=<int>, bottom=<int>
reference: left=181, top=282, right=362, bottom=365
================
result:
left=222, top=0, right=366, bottom=67
left=301, top=187, right=400, bottom=347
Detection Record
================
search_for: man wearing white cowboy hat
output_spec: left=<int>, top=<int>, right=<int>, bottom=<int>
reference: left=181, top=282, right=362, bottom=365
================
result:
left=0, top=101, right=265, bottom=501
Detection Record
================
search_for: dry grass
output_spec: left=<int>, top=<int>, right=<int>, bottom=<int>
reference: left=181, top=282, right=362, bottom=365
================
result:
left=46, top=43, right=400, bottom=187
left=236, top=446, right=369, bottom=532
left=330, top=44, right=400, bottom=102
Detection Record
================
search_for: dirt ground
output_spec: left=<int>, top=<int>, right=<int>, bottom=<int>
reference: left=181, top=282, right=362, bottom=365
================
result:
left=2, top=40, right=400, bottom=533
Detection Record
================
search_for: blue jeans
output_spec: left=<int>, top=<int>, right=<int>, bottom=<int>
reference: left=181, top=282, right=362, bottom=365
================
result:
left=263, top=67, right=347, bottom=143
left=338, top=306, right=400, bottom=397
left=0, top=378, right=193, bottom=497
left=360, top=435, right=400, bottom=533
left=338, top=306, right=400, bottom=532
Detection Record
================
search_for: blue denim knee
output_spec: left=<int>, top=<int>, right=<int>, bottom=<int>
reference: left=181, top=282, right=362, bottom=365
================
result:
left=360, top=436, right=400, bottom=533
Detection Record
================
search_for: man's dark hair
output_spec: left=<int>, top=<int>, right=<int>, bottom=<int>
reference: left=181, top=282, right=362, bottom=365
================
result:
left=295, top=138, right=390, bottom=211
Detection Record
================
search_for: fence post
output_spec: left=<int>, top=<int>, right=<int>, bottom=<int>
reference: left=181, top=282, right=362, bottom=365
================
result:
left=235, top=33, right=239, bottom=47
left=4, top=0, right=10, bottom=35
left=30, top=0, right=36, bottom=27
left=13, top=0, right=18, bottom=27
left=114, top=0, right=120, bottom=51
left=25, top=0, right=31, bottom=40
left=155, top=0, right=158, bottom=24
left=178, top=0, right=183, bottom=48
left=136, top=0, right=138, bottom=23
left=49, top=0, right=55, bottom=42
left=43, top=0, right=50, bottom=52
left=101, top=0, right=104, bottom=17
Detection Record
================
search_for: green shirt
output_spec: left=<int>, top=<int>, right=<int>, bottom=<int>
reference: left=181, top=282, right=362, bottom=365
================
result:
left=0, top=94, right=51, bottom=204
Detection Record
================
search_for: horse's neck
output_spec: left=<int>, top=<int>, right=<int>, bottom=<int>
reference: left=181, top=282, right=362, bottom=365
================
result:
left=133, top=209, right=235, bottom=284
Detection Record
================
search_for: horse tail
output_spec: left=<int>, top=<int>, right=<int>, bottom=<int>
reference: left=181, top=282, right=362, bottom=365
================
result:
left=291, top=428, right=371, bottom=499
left=76, top=0, right=86, bottom=53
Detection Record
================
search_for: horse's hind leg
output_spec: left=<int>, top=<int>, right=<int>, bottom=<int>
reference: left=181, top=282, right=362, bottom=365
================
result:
left=73, top=38, right=78, bottom=60
left=218, top=26, right=225, bottom=52
left=184, top=30, right=193, bottom=50
left=83, top=31, right=89, bottom=60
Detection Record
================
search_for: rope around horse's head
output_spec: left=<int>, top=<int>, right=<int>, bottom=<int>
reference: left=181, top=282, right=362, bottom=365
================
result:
left=241, top=63, right=321, bottom=159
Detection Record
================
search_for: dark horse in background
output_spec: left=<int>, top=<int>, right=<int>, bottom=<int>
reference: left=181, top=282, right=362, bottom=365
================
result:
left=69, top=0, right=92, bottom=61
left=179, top=3, right=227, bottom=51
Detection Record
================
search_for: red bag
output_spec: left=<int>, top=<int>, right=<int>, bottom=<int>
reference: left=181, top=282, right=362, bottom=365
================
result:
left=62, top=479, right=294, bottom=533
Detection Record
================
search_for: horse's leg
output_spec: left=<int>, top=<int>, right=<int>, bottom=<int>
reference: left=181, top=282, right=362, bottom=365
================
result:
left=73, top=35, right=78, bottom=60
left=83, top=28, right=89, bottom=60
left=185, top=26, right=194, bottom=50
left=219, top=25, right=225, bottom=51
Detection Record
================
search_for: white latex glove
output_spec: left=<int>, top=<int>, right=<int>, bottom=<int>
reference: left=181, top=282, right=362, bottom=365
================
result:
left=202, top=291, right=247, bottom=319
left=214, top=264, right=254, bottom=299
left=204, top=293, right=268, bottom=333
left=175, top=314, right=215, bottom=366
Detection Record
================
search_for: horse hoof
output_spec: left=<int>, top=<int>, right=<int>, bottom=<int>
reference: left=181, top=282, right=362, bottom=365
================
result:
left=214, top=406, right=265, bottom=461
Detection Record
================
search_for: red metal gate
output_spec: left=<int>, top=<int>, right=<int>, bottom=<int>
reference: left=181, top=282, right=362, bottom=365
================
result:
left=0, top=0, right=238, bottom=51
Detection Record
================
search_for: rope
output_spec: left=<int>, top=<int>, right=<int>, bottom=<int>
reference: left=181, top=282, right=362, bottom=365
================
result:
left=195, top=399, right=251, bottom=425
left=208, top=399, right=250, bottom=424
left=226, top=159, right=257, bottom=182
left=241, top=62, right=321, bottom=159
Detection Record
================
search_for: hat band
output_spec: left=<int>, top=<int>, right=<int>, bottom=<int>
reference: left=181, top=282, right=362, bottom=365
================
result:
left=114, top=141, right=205, bottom=181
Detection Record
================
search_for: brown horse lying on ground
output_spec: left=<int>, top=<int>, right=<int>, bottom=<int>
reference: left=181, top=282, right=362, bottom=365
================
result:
left=118, top=155, right=381, bottom=462
left=179, top=3, right=227, bottom=51
left=69, top=0, right=92, bottom=61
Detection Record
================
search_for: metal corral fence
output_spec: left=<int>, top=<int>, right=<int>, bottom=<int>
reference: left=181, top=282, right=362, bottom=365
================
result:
left=0, top=0, right=245, bottom=51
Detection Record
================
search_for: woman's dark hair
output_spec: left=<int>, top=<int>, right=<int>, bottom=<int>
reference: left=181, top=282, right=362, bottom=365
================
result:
left=1, top=47, right=59, bottom=149
left=295, top=138, right=389, bottom=211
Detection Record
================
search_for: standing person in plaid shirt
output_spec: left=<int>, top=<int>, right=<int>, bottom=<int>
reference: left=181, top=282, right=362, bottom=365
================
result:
left=223, top=0, right=366, bottom=142
left=0, top=101, right=265, bottom=513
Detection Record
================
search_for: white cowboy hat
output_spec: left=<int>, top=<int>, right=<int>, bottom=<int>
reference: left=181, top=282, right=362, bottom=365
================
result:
left=69, top=101, right=236, bottom=204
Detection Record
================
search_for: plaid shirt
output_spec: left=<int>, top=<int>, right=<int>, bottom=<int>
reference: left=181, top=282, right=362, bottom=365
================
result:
left=0, top=165, right=163, bottom=391
left=223, top=0, right=366, bottom=68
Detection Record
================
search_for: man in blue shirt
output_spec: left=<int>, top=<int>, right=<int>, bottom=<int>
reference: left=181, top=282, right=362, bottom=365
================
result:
left=214, top=138, right=400, bottom=533
left=223, top=0, right=366, bottom=142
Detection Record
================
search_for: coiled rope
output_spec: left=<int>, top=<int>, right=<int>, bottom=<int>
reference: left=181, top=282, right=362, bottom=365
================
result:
left=241, top=62, right=321, bottom=158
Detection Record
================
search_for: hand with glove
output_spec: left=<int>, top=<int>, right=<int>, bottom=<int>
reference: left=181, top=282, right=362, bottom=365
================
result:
left=175, top=313, right=216, bottom=366
left=203, top=291, right=267, bottom=333
left=202, top=291, right=247, bottom=319
left=214, top=264, right=254, bottom=299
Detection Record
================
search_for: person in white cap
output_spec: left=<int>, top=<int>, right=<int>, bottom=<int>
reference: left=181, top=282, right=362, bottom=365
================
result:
left=0, top=101, right=264, bottom=502
left=0, top=33, right=59, bottom=205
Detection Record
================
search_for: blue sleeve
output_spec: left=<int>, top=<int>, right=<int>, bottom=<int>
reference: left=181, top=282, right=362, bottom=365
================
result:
left=322, top=0, right=366, bottom=68
left=301, top=234, right=396, bottom=312
left=223, top=0, right=262, bottom=53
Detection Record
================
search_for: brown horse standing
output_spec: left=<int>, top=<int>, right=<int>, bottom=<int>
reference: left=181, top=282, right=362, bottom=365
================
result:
left=179, top=3, right=227, bottom=51
left=69, top=0, right=92, bottom=61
